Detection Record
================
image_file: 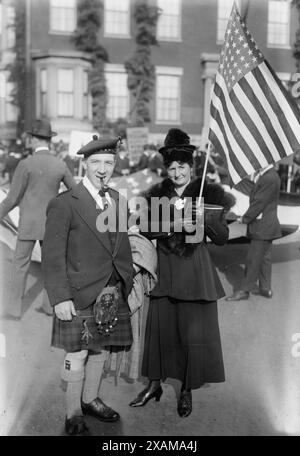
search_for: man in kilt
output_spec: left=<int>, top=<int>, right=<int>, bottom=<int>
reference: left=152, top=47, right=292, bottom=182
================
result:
left=42, top=135, right=134, bottom=436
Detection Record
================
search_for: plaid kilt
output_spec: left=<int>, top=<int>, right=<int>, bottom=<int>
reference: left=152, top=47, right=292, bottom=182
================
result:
left=51, top=291, right=132, bottom=353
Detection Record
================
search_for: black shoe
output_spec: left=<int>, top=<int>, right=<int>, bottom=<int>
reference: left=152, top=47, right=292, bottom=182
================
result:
left=35, top=307, right=53, bottom=316
left=225, top=290, right=249, bottom=301
left=177, top=390, right=192, bottom=418
left=81, top=397, right=120, bottom=422
left=129, top=382, right=163, bottom=407
left=251, top=289, right=273, bottom=298
left=65, top=415, right=90, bottom=436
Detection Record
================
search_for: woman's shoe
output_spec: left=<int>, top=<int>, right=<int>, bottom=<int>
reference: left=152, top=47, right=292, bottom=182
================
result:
left=129, top=383, right=163, bottom=407
left=177, top=390, right=192, bottom=418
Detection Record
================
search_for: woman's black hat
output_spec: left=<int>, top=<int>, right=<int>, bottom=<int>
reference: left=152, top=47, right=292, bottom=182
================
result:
left=159, top=128, right=196, bottom=166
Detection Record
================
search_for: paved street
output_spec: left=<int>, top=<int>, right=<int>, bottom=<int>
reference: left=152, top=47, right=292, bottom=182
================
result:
left=1, top=227, right=300, bottom=436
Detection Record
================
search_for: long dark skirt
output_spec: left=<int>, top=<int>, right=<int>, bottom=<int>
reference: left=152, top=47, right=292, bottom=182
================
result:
left=141, top=296, right=225, bottom=390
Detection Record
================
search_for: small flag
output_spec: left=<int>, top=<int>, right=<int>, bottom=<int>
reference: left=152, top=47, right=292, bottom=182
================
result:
left=209, top=3, right=300, bottom=186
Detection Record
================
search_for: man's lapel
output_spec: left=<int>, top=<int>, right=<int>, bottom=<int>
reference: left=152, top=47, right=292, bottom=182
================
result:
left=72, top=182, right=112, bottom=253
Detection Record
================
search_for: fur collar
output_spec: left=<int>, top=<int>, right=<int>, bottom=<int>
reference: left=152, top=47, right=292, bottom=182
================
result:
left=143, top=177, right=235, bottom=211
left=142, top=178, right=235, bottom=257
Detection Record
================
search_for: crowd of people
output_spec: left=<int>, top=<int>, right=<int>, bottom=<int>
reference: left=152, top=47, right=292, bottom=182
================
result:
left=0, top=118, right=286, bottom=436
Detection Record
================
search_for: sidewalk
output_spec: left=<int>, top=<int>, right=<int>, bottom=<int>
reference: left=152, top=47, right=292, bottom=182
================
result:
left=1, top=228, right=300, bottom=436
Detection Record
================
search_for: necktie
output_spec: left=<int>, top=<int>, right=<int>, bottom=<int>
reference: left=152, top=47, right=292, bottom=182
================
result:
left=98, top=188, right=109, bottom=211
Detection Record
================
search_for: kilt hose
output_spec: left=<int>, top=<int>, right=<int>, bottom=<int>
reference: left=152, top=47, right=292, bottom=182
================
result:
left=51, top=286, right=132, bottom=353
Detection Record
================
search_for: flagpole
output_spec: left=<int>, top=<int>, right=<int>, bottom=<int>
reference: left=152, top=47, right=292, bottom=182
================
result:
left=197, top=140, right=211, bottom=205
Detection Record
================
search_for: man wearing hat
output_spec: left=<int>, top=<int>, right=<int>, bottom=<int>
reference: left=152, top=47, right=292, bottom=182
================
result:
left=0, top=119, right=75, bottom=320
left=42, top=135, right=134, bottom=435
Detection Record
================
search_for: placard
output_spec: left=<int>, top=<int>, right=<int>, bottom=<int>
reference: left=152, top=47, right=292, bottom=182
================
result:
left=126, top=127, right=149, bottom=164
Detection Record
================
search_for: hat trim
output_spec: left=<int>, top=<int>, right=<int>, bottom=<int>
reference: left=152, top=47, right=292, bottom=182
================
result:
left=77, top=148, right=117, bottom=156
left=159, top=144, right=196, bottom=154
left=26, top=131, right=57, bottom=138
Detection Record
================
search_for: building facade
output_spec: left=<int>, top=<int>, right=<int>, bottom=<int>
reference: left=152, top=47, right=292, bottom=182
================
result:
left=0, top=0, right=298, bottom=148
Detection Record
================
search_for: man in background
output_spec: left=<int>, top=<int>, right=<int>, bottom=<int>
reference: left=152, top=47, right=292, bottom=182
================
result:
left=0, top=119, right=75, bottom=320
left=226, top=164, right=282, bottom=301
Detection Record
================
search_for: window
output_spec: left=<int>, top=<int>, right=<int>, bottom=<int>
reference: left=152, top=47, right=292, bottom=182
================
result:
left=157, top=0, right=181, bottom=41
left=105, top=66, right=129, bottom=121
left=156, top=67, right=182, bottom=124
left=217, top=0, right=240, bottom=43
left=40, top=69, right=47, bottom=117
left=0, top=72, right=17, bottom=123
left=57, top=69, right=74, bottom=117
left=50, top=0, right=76, bottom=33
left=83, top=70, right=89, bottom=119
left=6, top=5, right=15, bottom=49
left=267, top=0, right=290, bottom=47
left=104, top=0, right=130, bottom=37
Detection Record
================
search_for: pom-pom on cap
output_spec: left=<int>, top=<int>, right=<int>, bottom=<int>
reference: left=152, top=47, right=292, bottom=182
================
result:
left=77, top=135, right=122, bottom=157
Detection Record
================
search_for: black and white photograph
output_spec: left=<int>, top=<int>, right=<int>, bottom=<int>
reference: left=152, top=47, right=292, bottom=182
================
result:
left=1, top=0, right=300, bottom=441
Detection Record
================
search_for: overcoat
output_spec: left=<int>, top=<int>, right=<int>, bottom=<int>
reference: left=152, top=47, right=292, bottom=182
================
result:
left=242, top=168, right=282, bottom=241
left=141, top=178, right=235, bottom=302
left=42, top=181, right=134, bottom=310
left=0, top=150, right=75, bottom=240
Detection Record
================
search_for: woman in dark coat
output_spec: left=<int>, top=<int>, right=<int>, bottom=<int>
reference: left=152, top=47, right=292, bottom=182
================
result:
left=129, top=129, right=235, bottom=417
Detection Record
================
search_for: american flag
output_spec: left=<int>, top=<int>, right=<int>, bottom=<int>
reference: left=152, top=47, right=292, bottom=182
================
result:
left=209, top=3, right=300, bottom=186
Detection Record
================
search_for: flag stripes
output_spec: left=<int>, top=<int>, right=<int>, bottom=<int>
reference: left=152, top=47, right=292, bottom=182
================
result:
left=215, top=74, right=268, bottom=168
left=236, top=78, right=285, bottom=161
left=230, top=84, right=279, bottom=164
left=242, top=71, right=292, bottom=160
left=210, top=100, right=249, bottom=180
